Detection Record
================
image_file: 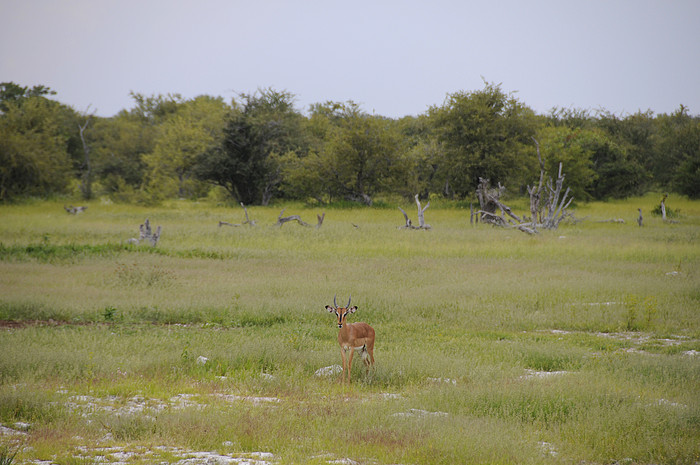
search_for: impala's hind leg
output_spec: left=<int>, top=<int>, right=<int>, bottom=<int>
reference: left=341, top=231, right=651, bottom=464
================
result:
left=362, top=345, right=375, bottom=376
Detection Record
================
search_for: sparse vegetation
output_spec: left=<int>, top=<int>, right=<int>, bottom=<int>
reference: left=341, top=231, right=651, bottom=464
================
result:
left=0, top=197, right=698, bottom=464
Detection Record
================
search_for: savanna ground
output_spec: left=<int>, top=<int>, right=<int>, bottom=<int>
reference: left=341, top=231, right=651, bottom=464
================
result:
left=0, top=194, right=698, bottom=465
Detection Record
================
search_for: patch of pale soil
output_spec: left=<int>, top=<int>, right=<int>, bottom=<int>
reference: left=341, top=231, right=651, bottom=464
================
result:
left=427, top=377, right=457, bottom=385
left=392, top=408, right=448, bottom=418
left=539, top=329, right=698, bottom=355
left=27, top=445, right=274, bottom=465
left=593, top=331, right=690, bottom=347
left=538, top=441, right=558, bottom=457
left=214, top=393, right=281, bottom=405
left=58, top=391, right=282, bottom=419
left=652, top=398, right=689, bottom=409
left=520, top=369, right=570, bottom=380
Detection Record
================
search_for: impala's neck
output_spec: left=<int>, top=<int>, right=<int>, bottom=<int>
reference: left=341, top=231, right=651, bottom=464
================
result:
left=338, top=321, right=353, bottom=339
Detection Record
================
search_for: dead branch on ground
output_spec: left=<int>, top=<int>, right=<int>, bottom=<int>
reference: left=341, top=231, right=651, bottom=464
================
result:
left=276, top=209, right=311, bottom=227
left=64, top=205, right=87, bottom=215
left=219, top=202, right=257, bottom=227
left=475, top=138, right=574, bottom=235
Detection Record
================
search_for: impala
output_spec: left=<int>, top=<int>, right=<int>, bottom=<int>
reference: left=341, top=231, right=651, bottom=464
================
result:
left=326, top=295, right=375, bottom=383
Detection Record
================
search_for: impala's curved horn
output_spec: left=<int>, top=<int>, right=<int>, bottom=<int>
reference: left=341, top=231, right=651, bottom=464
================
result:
left=333, top=294, right=337, bottom=308
left=347, top=295, right=352, bottom=308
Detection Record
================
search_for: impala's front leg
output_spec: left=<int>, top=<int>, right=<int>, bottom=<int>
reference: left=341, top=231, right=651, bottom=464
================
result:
left=340, top=348, right=348, bottom=383
left=347, top=347, right=354, bottom=383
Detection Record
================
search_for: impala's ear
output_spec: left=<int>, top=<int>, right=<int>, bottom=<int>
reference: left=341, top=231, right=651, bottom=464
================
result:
left=325, top=305, right=334, bottom=313
left=348, top=306, right=357, bottom=313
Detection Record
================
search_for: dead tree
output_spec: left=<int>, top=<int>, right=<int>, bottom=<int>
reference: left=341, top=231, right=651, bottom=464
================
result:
left=527, top=138, right=574, bottom=229
left=656, top=194, right=679, bottom=224
left=398, top=194, right=431, bottom=229
left=64, top=205, right=87, bottom=214
left=540, top=162, right=574, bottom=229
left=475, top=178, right=536, bottom=234
left=474, top=139, right=573, bottom=235
left=660, top=194, right=668, bottom=221
left=476, top=178, right=506, bottom=222
left=316, top=213, right=326, bottom=229
left=219, top=202, right=257, bottom=227
left=398, top=207, right=413, bottom=228
left=638, top=208, right=643, bottom=227
left=527, top=137, right=545, bottom=224
left=127, top=218, right=161, bottom=246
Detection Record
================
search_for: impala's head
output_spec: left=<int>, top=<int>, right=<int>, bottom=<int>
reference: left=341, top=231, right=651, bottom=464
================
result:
left=326, top=295, right=357, bottom=328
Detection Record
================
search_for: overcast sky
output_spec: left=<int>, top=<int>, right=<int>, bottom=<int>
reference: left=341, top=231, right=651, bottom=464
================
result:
left=2, top=0, right=699, bottom=118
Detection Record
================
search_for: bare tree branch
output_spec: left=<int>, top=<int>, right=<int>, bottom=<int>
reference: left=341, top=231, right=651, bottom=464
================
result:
left=398, top=195, right=431, bottom=229
left=276, top=208, right=310, bottom=227
left=127, top=218, right=161, bottom=246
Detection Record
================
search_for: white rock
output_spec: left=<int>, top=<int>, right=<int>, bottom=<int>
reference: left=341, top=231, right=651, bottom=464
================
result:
left=14, top=421, right=30, bottom=431
left=314, top=365, right=343, bottom=377
left=0, top=425, right=27, bottom=436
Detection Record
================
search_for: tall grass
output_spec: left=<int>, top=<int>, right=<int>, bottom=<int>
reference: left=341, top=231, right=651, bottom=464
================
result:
left=0, top=195, right=698, bottom=464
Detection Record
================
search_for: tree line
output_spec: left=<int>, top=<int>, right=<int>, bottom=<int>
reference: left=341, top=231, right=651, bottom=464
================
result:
left=1, top=81, right=698, bottom=205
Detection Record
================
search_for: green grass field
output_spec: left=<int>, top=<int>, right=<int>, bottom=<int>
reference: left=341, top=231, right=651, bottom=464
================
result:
left=0, top=194, right=698, bottom=464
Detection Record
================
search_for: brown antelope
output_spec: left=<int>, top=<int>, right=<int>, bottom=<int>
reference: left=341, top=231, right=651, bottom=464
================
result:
left=326, top=295, right=375, bottom=383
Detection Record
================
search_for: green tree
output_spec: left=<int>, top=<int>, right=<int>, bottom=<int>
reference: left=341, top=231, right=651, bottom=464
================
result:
left=0, top=97, right=72, bottom=200
left=654, top=106, right=700, bottom=198
left=322, top=103, right=405, bottom=205
left=89, top=113, right=154, bottom=196
left=428, top=82, right=537, bottom=198
left=144, top=95, right=229, bottom=199
left=87, top=93, right=184, bottom=201
left=127, top=92, right=183, bottom=123
left=534, top=126, right=598, bottom=201
left=395, top=115, right=442, bottom=198
left=596, top=110, right=655, bottom=194
left=588, top=133, right=648, bottom=199
left=280, top=102, right=405, bottom=205
left=196, top=88, right=305, bottom=205
left=0, top=81, right=56, bottom=112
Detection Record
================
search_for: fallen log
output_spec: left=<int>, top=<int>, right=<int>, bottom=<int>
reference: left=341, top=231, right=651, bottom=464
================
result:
left=64, top=205, right=87, bottom=215
left=276, top=209, right=310, bottom=227
left=219, top=202, right=256, bottom=227
left=597, top=218, right=625, bottom=224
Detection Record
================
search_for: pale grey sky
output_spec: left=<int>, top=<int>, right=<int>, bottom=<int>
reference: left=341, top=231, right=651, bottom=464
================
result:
left=1, top=0, right=699, bottom=118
